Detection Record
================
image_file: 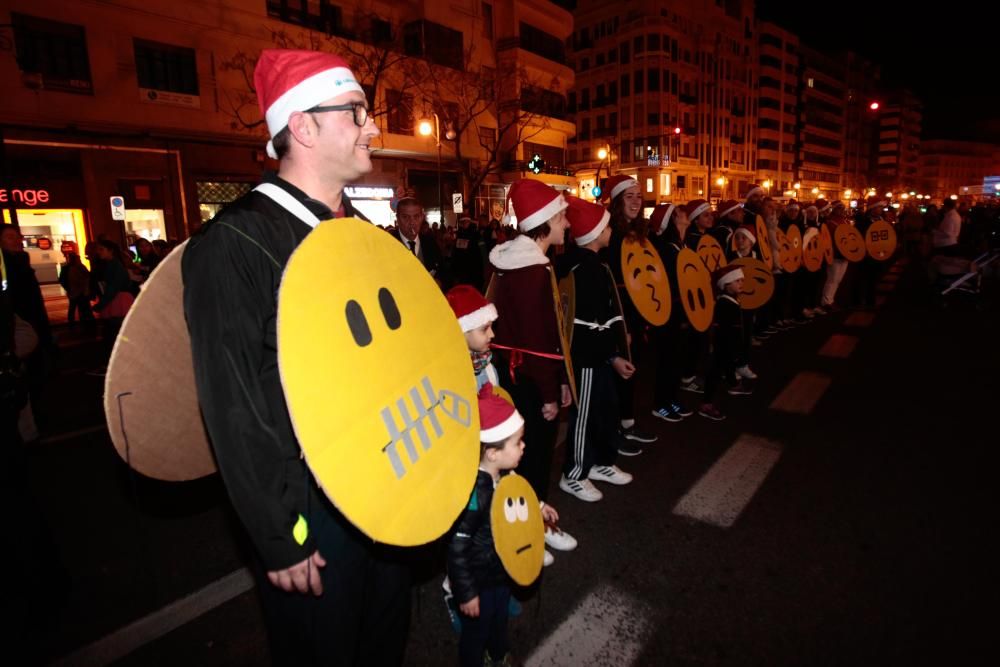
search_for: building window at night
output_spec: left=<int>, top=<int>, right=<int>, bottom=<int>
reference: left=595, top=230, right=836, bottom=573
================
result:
left=404, top=20, right=463, bottom=69
left=197, top=181, right=254, bottom=223
left=12, top=13, right=92, bottom=94
left=266, top=0, right=350, bottom=38
left=134, top=39, right=199, bottom=97
left=518, top=23, right=565, bottom=65
left=385, top=89, right=414, bottom=135
left=482, top=2, right=493, bottom=40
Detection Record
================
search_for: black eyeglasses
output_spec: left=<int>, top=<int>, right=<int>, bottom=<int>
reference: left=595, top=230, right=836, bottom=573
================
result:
left=304, top=102, right=370, bottom=127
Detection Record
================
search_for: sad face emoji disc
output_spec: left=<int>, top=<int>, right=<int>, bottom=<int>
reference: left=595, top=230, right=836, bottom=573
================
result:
left=278, top=218, right=479, bottom=546
left=491, top=473, right=544, bottom=586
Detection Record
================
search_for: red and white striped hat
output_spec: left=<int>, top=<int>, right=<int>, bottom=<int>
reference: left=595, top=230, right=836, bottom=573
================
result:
left=254, top=49, right=364, bottom=159
left=479, top=384, right=524, bottom=443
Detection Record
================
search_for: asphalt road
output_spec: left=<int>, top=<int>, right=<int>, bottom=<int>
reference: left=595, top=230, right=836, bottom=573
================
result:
left=19, top=256, right=997, bottom=666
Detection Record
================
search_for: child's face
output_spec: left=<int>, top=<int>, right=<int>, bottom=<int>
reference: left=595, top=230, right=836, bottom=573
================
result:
left=465, top=322, right=495, bottom=353
left=725, top=278, right=744, bottom=296
left=736, top=235, right=753, bottom=253
left=487, top=427, right=525, bottom=471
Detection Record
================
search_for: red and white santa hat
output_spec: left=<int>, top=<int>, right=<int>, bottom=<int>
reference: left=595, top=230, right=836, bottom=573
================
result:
left=684, top=199, right=712, bottom=223
left=254, top=49, right=364, bottom=159
left=602, top=175, right=639, bottom=203
left=506, top=179, right=567, bottom=232
left=734, top=224, right=756, bottom=244
left=866, top=196, right=888, bottom=210
left=744, top=183, right=764, bottom=200
left=803, top=226, right=820, bottom=246
left=814, top=198, right=832, bottom=214
left=650, top=203, right=676, bottom=235
left=714, top=265, right=745, bottom=289
left=717, top=199, right=743, bottom=219
left=447, top=285, right=498, bottom=333
left=565, top=195, right=610, bottom=245
left=479, top=383, right=524, bottom=443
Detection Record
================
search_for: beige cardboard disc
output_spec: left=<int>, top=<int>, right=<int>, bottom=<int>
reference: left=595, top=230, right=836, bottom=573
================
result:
left=780, top=226, right=803, bottom=273
left=490, top=473, right=544, bottom=586
left=835, top=224, right=867, bottom=262
left=620, top=237, right=671, bottom=326
left=696, top=234, right=727, bottom=272
left=557, top=272, right=576, bottom=347
left=731, top=257, right=774, bottom=310
left=104, top=241, right=216, bottom=481
left=676, top=247, right=715, bottom=332
left=820, top=224, right=834, bottom=265
left=755, top=215, right=773, bottom=267
left=279, top=218, right=480, bottom=546
left=865, top=220, right=898, bottom=261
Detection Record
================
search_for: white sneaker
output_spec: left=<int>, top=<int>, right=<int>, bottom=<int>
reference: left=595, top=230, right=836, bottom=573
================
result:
left=544, top=527, right=578, bottom=551
left=543, top=549, right=554, bottom=567
left=735, top=365, right=758, bottom=380
left=559, top=476, right=603, bottom=502
left=588, top=465, right=633, bottom=486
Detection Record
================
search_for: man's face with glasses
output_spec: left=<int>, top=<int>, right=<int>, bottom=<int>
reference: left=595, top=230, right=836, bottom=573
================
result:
left=299, top=91, right=380, bottom=183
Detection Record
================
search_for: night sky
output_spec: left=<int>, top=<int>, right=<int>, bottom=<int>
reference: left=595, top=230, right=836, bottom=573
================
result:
left=756, top=0, right=998, bottom=143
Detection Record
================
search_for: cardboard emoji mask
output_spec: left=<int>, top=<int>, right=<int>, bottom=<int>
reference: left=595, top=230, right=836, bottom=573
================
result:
left=491, top=473, right=545, bottom=586
left=779, top=226, right=802, bottom=273
left=104, top=241, right=216, bottom=481
left=278, top=218, right=480, bottom=546
left=835, top=224, right=867, bottom=262
left=755, top=215, right=773, bottom=266
left=820, top=224, right=834, bottom=265
left=731, top=257, right=774, bottom=310
left=620, top=236, right=671, bottom=326
left=802, top=229, right=824, bottom=272
left=697, top=234, right=727, bottom=272
left=865, top=220, right=897, bottom=261
left=676, top=248, right=715, bottom=332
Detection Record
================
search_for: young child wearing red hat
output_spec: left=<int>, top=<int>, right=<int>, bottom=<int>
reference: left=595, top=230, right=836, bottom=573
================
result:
left=698, top=266, right=753, bottom=421
left=448, top=384, right=560, bottom=667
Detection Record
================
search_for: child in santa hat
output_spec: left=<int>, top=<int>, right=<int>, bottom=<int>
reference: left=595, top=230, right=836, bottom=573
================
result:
left=448, top=384, right=560, bottom=667
left=698, top=266, right=753, bottom=422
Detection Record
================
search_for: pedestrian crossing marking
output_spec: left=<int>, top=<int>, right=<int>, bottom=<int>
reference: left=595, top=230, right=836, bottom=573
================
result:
left=819, top=334, right=859, bottom=359
left=844, top=312, right=875, bottom=327
left=769, top=371, right=831, bottom=414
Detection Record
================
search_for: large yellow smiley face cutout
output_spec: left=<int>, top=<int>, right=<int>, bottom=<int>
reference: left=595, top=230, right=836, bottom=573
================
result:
left=865, top=220, right=898, bottom=261
left=835, top=224, right=866, bottom=262
left=620, top=237, right=671, bottom=326
left=820, top=224, right=834, bottom=265
left=278, top=218, right=479, bottom=546
left=731, top=257, right=774, bottom=310
left=696, top=234, right=727, bottom=272
left=491, top=473, right=544, bottom=586
left=802, top=230, right=824, bottom=272
left=676, top=248, right=715, bottom=332
left=755, top=215, right=773, bottom=266
left=779, top=226, right=803, bottom=273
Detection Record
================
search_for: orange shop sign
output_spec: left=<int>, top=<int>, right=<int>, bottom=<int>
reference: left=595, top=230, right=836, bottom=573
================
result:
left=0, top=188, right=50, bottom=207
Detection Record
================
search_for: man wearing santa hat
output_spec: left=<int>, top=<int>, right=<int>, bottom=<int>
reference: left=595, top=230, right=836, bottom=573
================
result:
left=183, top=50, right=407, bottom=664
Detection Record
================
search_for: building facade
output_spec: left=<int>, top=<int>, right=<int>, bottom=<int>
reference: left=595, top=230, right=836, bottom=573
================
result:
left=875, top=88, right=922, bottom=195
left=755, top=21, right=798, bottom=198
left=918, top=140, right=1000, bottom=202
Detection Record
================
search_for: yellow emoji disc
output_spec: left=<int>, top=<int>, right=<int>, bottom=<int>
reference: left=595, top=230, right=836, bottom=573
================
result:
left=802, top=229, right=824, bottom=272
left=865, top=220, right=898, bottom=261
left=676, top=248, right=716, bottom=332
left=731, top=257, right=775, bottom=310
left=779, top=226, right=803, bottom=273
left=820, top=224, right=834, bottom=265
left=755, top=215, right=773, bottom=267
left=278, top=218, right=480, bottom=546
left=620, top=236, right=671, bottom=326
left=490, top=473, right=545, bottom=586
left=696, top=234, right=728, bottom=273
left=835, top=224, right=867, bottom=262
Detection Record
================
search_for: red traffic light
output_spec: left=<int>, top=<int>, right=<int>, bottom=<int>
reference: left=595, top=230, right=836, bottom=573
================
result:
left=869, top=102, right=880, bottom=111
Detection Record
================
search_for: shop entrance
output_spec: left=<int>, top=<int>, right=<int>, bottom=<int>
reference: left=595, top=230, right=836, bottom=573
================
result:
left=3, top=208, right=89, bottom=282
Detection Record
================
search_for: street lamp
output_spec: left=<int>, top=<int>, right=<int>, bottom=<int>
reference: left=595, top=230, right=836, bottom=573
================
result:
left=762, top=179, right=772, bottom=195
left=418, top=112, right=455, bottom=225
left=716, top=176, right=727, bottom=199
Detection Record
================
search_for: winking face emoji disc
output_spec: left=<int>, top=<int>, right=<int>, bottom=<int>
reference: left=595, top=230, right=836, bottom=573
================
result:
left=278, top=218, right=479, bottom=546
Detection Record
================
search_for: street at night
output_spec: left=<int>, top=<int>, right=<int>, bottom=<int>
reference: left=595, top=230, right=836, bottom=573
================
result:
left=20, top=259, right=995, bottom=666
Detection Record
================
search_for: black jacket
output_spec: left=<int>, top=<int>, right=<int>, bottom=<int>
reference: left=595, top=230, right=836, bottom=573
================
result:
left=556, top=246, right=624, bottom=367
left=714, top=294, right=743, bottom=364
left=182, top=173, right=363, bottom=570
left=391, top=229, right=443, bottom=277
left=447, top=469, right=507, bottom=603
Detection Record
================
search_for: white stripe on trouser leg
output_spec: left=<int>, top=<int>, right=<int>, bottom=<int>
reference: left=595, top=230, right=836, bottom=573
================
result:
left=569, top=368, right=592, bottom=480
left=822, top=259, right=848, bottom=305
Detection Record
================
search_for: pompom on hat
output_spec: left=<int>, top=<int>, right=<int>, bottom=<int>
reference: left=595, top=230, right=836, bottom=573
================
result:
left=479, top=383, right=524, bottom=443
left=254, top=49, right=365, bottom=159
left=446, top=285, right=498, bottom=332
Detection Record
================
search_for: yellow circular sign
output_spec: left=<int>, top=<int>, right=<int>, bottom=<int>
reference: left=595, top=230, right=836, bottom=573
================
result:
left=490, top=473, right=545, bottom=586
left=865, top=220, right=898, bottom=261
left=676, top=248, right=715, bottom=332
left=696, top=234, right=727, bottom=273
left=779, top=226, right=802, bottom=273
left=835, top=224, right=867, bottom=263
left=731, top=257, right=774, bottom=310
left=278, top=218, right=480, bottom=546
left=802, top=229, right=824, bottom=272
left=820, top=224, right=834, bottom=265
left=620, top=236, right=671, bottom=326
left=755, top=215, right=773, bottom=267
